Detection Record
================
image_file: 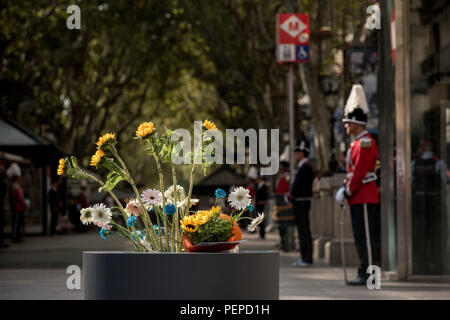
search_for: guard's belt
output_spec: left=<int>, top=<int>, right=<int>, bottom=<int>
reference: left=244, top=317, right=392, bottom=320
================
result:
left=346, top=172, right=377, bottom=184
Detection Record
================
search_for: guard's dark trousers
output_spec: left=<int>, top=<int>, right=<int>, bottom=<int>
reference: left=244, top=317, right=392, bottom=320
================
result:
left=350, top=203, right=381, bottom=279
left=293, top=200, right=313, bottom=264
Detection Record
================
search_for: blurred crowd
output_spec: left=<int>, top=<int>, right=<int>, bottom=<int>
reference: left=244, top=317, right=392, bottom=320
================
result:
left=0, top=162, right=29, bottom=247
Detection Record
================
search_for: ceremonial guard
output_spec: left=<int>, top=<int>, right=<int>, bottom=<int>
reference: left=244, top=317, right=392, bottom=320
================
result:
left=336, top=84, right=380, bottom=285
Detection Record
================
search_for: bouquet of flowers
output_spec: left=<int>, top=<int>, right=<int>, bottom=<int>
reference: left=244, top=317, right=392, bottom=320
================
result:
left=181, top=187, right=264, bottom=252
left=57, top=120, right=264, bottom=252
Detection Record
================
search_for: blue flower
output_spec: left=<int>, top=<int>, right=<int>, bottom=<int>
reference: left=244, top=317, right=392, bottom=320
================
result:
left=164, top=203, right=176, bottom=215
left=127, top=215, right=136, bottom=227
left=248, top=204, right=254, bottom=212
left=132, top=230, right=145, bottom=242
left=153, top=224, right=159, bottom=235
left=215, top=188, right=226, bottom=198
left=99, top=228, right=107, bottom=240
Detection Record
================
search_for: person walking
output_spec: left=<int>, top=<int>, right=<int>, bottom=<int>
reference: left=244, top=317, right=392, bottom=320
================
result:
left=274, top=161, right=291, bottom=251
left=288, top=141, right=315, bottom=267
left=49, top=179, right=61, bottom=236
left=9, top=175, right=25, bottom=243
left=336, top=84, right=380, bottom=285
left=0, top=163, right=8, bottom=248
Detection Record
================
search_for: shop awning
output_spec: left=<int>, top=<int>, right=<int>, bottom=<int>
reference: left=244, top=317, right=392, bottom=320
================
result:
left=0, top=116, right=66, bottom=165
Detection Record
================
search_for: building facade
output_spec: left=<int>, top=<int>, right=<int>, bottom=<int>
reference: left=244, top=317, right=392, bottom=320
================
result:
left=381, top=0, right=449, bottom=280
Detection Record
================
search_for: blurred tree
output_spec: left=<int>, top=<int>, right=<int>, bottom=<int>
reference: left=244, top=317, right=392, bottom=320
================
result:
left=177, top=0, right=376, bottom=171
left=1, top=1, right=181, bottom=161
left=0, top=0, right=376, bottom=177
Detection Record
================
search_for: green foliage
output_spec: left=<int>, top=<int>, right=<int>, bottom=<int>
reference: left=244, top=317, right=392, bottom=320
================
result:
left=1, top=0, right=372, bottom=175
left=189, top=213, right=234, bottom=245
left=99, top=170, right=126, bottom=192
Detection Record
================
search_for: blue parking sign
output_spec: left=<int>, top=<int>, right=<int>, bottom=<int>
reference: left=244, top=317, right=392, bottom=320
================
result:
left=296, top=45, right=309, bottom=61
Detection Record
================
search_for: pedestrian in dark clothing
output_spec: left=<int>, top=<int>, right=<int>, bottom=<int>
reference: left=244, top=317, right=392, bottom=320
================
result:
left=255, top=176, right=269, bottom=239
left=9, top=175, right=25, bottom=242
left=49, top=180, right=60, bottom=236
left=287, top=141, right=315, bottom=267
left=274, top=161, right=291, bottom=251
left=0, top=164, right=7, bottom=248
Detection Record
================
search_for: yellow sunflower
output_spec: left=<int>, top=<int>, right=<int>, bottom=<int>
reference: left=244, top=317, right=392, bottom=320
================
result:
left=136, top=122, right=155, bottom=138
left=90, top=149, right=105, bottom=167
left=96, top=133, right=116, bottom=149
left=209, top=206, right=221, bottom=214
left=203, top=119, right=217, bottom=130
left=57, top=158, right=66, bottom=176
left=180, top=215, right=199, bottom=233
left=194, top=212, right=211, bottom=226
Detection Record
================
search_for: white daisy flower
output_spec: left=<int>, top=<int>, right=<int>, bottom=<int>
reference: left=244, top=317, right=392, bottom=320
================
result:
left=176, top=198, right=199, bottom=208
left=247, top=212, right=265, bottom=232
left=91, top=203, right=113, bottom=226
left=80, top=207, right=93, bottom=225
left=228, top=186, right=251, bottom=210
left=164, top=185, right=185, bottom=202
left=141, top=189, right=163, bottom=206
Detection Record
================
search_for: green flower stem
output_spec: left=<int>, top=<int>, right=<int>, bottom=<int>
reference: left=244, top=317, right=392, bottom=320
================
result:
left=79, top=170, right=130, bottom=230
left=115, top=228, right=140, bottom=252
left=128, top=173, right=159, bottom=251
left=170, top=164, right=181, bottom=252
left=155, top=206, right=170, bottom=251
left=185, top=137, right=202, bottom=219
left=234, top=208, right=249, bottom=221
left=185, top=162, right=196, bottom=218
left=103, top=192, right=145, bottom=252
left=131, top=226, right=145, bottom=252
left=153, top=205, right=164, bottom=250
left=111, top=220, right=145, bottom=252
left=152, top=153, right=166, bottom=206
left=151, top=153, right=171, bottom=250
left=70, top=165, right=144, bottom=251
left=110, top=147, right=160, bottom=251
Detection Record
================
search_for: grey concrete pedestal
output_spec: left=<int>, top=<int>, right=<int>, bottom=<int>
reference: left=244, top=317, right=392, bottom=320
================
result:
left=83, top=251, right=279, bottom=300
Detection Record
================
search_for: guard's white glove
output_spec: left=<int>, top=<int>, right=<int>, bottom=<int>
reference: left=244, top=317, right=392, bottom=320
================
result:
left=335, top=186, right=345, bottom=206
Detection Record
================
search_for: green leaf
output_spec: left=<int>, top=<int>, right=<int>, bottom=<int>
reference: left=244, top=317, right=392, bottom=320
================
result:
left=101, top=158, right=126, bottom=176
left=165, top=128, right=173, bottom=136
left=99, top=171, right=125, bottom=192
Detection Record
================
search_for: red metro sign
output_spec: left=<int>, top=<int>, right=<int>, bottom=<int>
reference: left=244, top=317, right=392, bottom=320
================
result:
left=276, top=13, right=310, bottom=63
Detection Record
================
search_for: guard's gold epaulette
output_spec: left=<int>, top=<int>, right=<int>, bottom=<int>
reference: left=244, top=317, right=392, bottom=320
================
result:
left=360, top=136, right=372, bottom=148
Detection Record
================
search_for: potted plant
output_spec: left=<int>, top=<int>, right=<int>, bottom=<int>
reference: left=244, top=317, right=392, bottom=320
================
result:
left=57, top=120, right=279, bottom=300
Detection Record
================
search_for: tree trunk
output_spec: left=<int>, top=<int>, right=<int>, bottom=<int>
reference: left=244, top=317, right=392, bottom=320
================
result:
left=298, top=63, right=331, bottom=172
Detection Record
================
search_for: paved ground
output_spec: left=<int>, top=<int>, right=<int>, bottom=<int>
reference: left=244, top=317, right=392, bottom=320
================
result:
left=0, top=230, right=449, bottom=300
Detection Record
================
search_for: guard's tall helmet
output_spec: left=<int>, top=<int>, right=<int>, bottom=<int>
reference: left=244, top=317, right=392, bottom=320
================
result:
left=342, top=84, right=369, bottom=125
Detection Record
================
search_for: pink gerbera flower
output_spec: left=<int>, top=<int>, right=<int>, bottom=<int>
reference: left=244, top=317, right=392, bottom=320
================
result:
left=141, top=189, right=163, bottom=206
left=94, top=222, right=112, bottom=230
left=125, top=199, right=141, bottom=217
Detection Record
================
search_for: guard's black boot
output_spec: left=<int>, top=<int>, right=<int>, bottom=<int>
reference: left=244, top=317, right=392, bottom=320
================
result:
left=346, top=276, right=367, bottom=286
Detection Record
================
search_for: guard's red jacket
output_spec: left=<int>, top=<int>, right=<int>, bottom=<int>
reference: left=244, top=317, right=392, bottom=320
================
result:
left=345, top=131, right=379, bottom=205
